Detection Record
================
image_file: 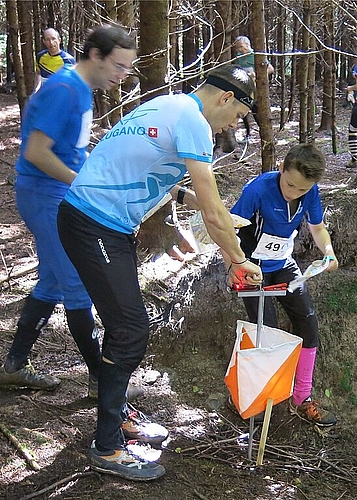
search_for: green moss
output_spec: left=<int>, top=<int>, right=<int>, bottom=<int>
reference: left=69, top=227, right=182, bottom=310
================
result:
left=340, top=363, right=357, bottom=406
left=326, top=281, right=357, bottom=313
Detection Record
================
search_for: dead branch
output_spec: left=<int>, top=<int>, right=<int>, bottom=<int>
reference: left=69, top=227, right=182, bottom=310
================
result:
left=0, top=421, right=40, bottom=471
left=0, top=263, right=38, bottom=285
left=177, top=412, right=357, bottom=485
left=19, top=470, right=96, bottom=500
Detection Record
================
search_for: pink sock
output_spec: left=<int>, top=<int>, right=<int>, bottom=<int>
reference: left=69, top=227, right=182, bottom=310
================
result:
left=292, top=347, right=317, bottom=405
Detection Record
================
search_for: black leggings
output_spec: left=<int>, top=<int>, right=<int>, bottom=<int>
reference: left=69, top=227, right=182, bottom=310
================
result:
left=58, top=201, right=150, bottom=450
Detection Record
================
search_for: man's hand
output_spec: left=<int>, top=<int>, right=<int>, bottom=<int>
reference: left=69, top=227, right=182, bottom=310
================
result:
left=227, top=260, right=262, bottom=288
left=347, top=91, right=355, bottom=104
left=168, top=223, right=196, bottom=262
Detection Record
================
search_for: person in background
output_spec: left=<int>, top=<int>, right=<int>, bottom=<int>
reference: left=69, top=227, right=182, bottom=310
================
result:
left=234, top=35, right=274, bottom=137
left=7, top=29, right=76, bottom=186
left=230, top=143, right=338, bottom=427
left=34, top=28, right=75, bottom=92
left=346, top=64, right=357, bottom=168
left=57, top=64, right=262, bottom=480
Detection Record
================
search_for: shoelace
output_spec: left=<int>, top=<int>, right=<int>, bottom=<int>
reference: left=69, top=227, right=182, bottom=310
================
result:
left=127, top=410, right=148, bottom=424
left=127, top=403, right=150, bottom=423
left=24, top=363, right=37, bottom=376
left=304, top=401, right=323, bottom=421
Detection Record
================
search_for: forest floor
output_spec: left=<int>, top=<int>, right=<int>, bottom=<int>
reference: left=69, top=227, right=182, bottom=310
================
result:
left=1, top=88, right=357, bottom=500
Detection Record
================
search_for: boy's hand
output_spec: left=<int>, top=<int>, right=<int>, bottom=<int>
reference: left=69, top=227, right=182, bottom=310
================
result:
left=324, top=254, right=338, bottom=272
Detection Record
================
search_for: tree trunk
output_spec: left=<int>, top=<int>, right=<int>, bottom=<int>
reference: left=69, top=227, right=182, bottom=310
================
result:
left=68, top=0, right=81, bottom=57
left=251, top=0, right=275, bottom=171
left=277, top=2, right=286, bottom=131
left=181, top=16, right=198, bottom=93
left=287, top=15, right=299, bottom=122
left=214, top=0, right=236, bottom=154
left=6, top=0, right=27, bottom=116
left=105, top=0, right=126, bottom=125
left=214, top=0, right=232, bottom=64
left=6, top=34, right=13, bottom=85
left=329, top=3, right=337, bottom=153
left=48, top=0, right=62, bottom=31
left=298, top=2, right=309, bottom=143
left=139, top=0, right=169, bottom=100
left=116, top=0, right=139, bottom=117
left=17, top=0, right=35, bottom=96
left=319, top=2, right=334, bottom=131
left=169, top=0, right=180, bottom=90
left=32, top=0, right=41, bottom=56
left=305, top=0, right=316, bottom=143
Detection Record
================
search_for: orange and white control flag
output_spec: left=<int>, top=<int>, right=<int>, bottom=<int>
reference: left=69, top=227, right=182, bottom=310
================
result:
left=225, top=321, right=302, bottom=420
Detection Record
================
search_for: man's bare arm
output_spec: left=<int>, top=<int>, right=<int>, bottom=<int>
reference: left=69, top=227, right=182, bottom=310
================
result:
left=25, top=130, right=77, bottom=185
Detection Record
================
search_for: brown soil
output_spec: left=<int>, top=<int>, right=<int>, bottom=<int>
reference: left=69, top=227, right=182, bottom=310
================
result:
left=1, top=90, right=357, bottom=500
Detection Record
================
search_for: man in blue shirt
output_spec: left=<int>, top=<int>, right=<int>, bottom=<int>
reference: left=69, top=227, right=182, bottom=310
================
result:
left=231, top=143, right=338, bottom=427
left=0, top=26, right=136, bottom=392
left=0, top=24, right=168, bottom=483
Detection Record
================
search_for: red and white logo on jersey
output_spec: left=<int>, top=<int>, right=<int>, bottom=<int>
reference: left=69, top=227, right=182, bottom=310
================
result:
left=148, top=127, right=158, bottom=138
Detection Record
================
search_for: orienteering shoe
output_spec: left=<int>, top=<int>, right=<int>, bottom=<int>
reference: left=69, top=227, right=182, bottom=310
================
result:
left=0, top=362, right=61, bottom=390
left=289, top=397, right=337, bottom=427
left=89, top=440, right=165, bottom=481
left=122, top=403, right=169, bottom=446
left=346, top=158, right=357, bottom=168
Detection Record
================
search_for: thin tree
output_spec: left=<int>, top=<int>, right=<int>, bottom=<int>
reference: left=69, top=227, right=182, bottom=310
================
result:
left=251, top=0, right=275, bottom=171
left=6, top=0, right=27, bottom=116
left=277, top=2, right=287, bottom=131
left=139, top=0, right=169, bottom=100
left=299, top=0, right=310, bottom=143
left=328, top=2, right=337, bottom=153
left=319, top=1, right=334, bottom=132
left=306, top=3, right=316, bottom=143
left=17, top=0, right=35, bottom=96
left=214, top=0, right=237, bottom=154
left=287, top=13, right=299, bottom=122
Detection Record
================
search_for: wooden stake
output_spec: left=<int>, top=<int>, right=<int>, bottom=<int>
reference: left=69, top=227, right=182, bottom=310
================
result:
left=256, top=398, right=274, bottom=466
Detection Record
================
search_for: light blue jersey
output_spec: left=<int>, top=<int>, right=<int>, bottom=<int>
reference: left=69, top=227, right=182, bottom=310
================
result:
left=66, top=93, right=213, bottom=233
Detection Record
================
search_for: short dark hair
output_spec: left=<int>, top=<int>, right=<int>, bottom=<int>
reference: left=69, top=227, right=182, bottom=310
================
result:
left=283, top=143, right=325, bottom=181
left=203, top=64, right=255, bottom=108
left=81, top=24, right=136, bottom=60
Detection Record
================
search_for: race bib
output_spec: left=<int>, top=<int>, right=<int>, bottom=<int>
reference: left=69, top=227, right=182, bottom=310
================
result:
left=251, top=231, right=297, bottom=260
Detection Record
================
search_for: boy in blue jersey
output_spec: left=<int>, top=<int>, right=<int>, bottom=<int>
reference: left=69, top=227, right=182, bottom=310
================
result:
left=57, top=64, right=263, bottom=479
left=34, top=28, right=76, bottom=92
left=230, top=143, right=338, bottom=426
